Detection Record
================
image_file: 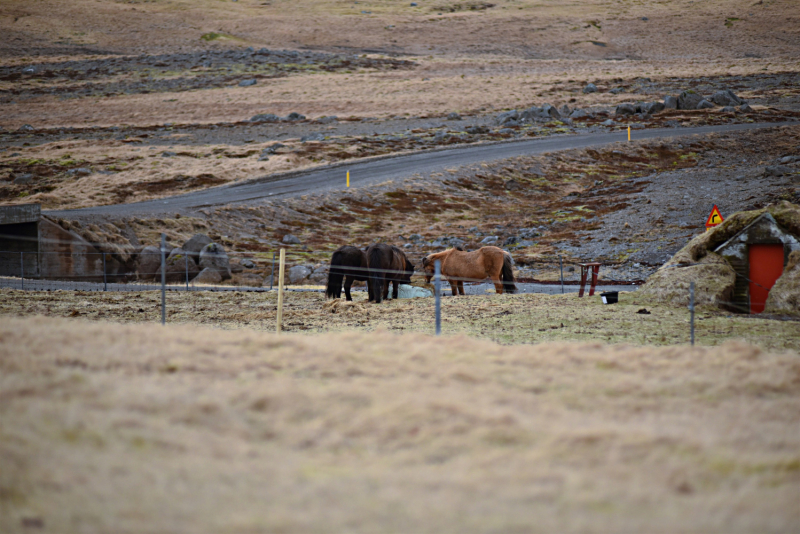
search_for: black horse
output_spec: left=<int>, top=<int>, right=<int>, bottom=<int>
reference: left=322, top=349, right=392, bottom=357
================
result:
left=325, top=245, right=369, bottom=301
left=367, top=244, right=415, bottom=303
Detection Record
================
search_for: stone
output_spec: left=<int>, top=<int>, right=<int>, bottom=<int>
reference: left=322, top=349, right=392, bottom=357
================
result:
left=447, top=112, right=462, bottom=120
left=230, top=261, right=244, bottom=274
left=645, top=101, right=665, bottom=114
left=481, top=236, right=498, bottom=244
left=721, top=106, right=736, bottom=113
left=570, top=109, right=590, bottom=119
left=764, top=165, right=791, bottom=177
left=18, top=124, right=34, bottom=131
left=13, top=173, right=33, bottom=185
left=249, top=113, right=281, bottom=123
left=67, top=168, right=93, bottom=176
left=465, top=125, right=489, bottom=134
left=282, top=234, right=301, bottom=244
left=496, top=110, right=519, bottom=125
left=609, top=87, right=625, bottom=95
left=288, top=264, right=312, bottom=284
left=504, top=179, right=523, bottom=191
left=677, top=90, right=704, bottom=110
left=739, top=103, right=753, bottom=112
left=161, top=151, right=176, bottom=157
left=301, top=132, right=325, bottom=142
left=285, top=112, right=306, bottom=121
left=559, top=104, right=571, bottom=117
left=503, top=236, right=518, bottom=245
left=498, top=128, right=516, bottom=135
left=615, top=103, right=636, bottom=116
left=137, top=245, right=163, bottom=280
left=583, top=83, right=598, bottom=94
left=664, top=95, right=678, bottom=109
left=166, top=248, right=199, bottom=283
left=238, top=79, right=257, bottom=87
left=601, top=119, right=616, bottom=126
left=409, top=233, right=423, bottom=242
left=317, top=116, right=338, bottom=124
left=241, top=258, right=256, bottom=269
left=696, top=99, right=715, bottom=109
left=199, top=243, right=232, bottom=280
left=710, top=89, right=742, bottom=107
left=194, top=267, right=222, bottom=285
left=182, top=234, right=212, bottom=259
left=779, top=156, right=800, bottom=164
left=262, top=143, right=286, bottom=155
left=541, top=103, right=561, bottom=119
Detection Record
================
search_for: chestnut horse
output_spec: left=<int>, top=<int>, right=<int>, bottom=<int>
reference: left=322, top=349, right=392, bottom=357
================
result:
left=325, top=245, right=368, bottom=301
left=367, top=243, right=414, bottom=303
left=422, top=246, right=516, bottom=295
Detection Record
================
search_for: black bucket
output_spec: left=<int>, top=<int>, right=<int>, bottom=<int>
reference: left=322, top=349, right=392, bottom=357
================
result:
left=600, top=291, right=618, bottom=304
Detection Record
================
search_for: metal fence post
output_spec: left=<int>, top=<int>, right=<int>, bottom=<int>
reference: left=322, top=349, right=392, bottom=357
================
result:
left=276, top=248, right=285, bottom=333
left=689, top=281, right=695, bottom=346
left=559, top=255, right=564, bottom=294
left=434, top=259, right=441, bottom=336
left=102, top=252, right=107, bottom=291
left=161, top=233, right=166, bottom=325
left=185, top=253, right=189, bottom=291
left=20, top=251, right=24, bottom=290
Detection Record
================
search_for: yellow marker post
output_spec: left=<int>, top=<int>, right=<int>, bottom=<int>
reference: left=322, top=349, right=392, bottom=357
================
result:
left=276, top=248, right=285, bottom=334
left=347, top=170, right=350, bottom=187
left=627, top=125, right=631, bottom=142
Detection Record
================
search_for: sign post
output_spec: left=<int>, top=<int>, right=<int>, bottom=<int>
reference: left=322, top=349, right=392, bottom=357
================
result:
left=705, top=205, right=724, bottom=231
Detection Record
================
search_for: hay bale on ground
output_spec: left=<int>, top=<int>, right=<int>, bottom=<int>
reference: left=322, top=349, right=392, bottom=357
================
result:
left=765, top=250, right=800, bottom=314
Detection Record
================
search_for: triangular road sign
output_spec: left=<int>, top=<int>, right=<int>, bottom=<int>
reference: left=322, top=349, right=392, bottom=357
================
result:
left=705, top=205, right=724, bottom=229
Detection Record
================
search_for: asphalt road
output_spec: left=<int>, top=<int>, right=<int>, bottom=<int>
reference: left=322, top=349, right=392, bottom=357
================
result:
left=47, top=121, right=794, bottom=219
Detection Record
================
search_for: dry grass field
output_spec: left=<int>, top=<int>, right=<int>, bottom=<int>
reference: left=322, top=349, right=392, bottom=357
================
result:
left=1, top=315, right=799, bottom=533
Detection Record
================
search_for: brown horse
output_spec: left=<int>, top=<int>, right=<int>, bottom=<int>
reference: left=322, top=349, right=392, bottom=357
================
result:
left=366, top=243, right=414, bottom=303
left=422, top=246, right=516, bottom=295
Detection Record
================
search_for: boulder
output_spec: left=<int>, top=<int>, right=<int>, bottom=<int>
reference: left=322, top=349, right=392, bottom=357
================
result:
left=583, top=83, right=598, bottom=94
left=166, top=248, right=200, bottom=283
left=496, top=110, right=519, bottom=125
left=664, top=95, right=678, bottom=109
left=137, top=245, right=163, bottom=280
left=764, top=165, right=791, bottom=177
left=285, top=112, right=306, bottom=121
left=696, top=99, right=715, bottom=110
left=677, top=90, right=704, bottom=110
left=199, top=243, right=232, bottom=280
left=446, top=112, right=462, bottom=120
left=559, top=104, right=571, bottom=117
left=519, top=106, right=543, bottom=122
left=241, top=258, right=256, bottom=269
left=282, top=234, right=301, bottom=244
left=194, top=267, right=222, bottom=285
left=481, top=236, right=498, bottom=244
left=601, top=119, right=616, bottom=126
left=615, top=103, right=636, bottom=116
left=249, top=113, right=281, bottom=123
left=288, top=264, right=312, bottom=284
left=238, top=79, right=257, bottom=87
left=570, top=109, right=590, bottom=119
left=13, top=173, right=33, bottom=185
left=721, top=106, right=736, bottom=113
left=541, top=104, right=561, bottom=119
left=183, top=234, right=212, bottom=260
left=645, top=101, right=666, bottom=114
left=710, top=89, right=742, bottom=107
left=739, top=103, right=753, bottom=112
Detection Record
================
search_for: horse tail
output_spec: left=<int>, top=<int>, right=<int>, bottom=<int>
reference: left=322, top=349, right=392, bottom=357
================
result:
left=368, top=246, right=383, bottom=303
left=325, top=250, right=344, bottom=299
left=501, top=252, right=517, bottom=294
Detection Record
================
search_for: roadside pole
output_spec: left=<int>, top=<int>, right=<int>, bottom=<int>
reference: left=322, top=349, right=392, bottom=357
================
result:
left=20, top=252, right=24, bottom=290
left=689, top=281, right=695, bottom=346
left=559, top=255, right=564, bottom=294
left=102, top=252, right=107, bottom=291
left=276, top=248, right=285, bottom=333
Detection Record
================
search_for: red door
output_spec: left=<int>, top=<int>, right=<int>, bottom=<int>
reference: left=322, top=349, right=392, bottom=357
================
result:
left=748, top=244, right=785, bottom=313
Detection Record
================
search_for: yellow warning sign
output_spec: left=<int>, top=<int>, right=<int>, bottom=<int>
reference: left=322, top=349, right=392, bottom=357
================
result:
left=705, top=205, right=724, bottom=230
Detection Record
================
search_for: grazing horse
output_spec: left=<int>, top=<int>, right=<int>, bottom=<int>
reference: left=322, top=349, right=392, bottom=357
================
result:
left=422, top=246, right=517, bottom=295
left=325, top=245, right=368, bottom=301
left=366, top=243, right=415, bottom=303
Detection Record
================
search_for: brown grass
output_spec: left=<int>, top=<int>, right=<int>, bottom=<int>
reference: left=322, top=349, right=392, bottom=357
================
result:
left=1, top=315, right=799, bottom=533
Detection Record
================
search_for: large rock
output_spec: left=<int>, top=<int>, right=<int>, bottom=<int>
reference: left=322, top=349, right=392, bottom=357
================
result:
left=193, top=267, right=222, bottom=285
left=645, top=101, right=666, bottom=114
left=165, top=248, right=200, bottom=283
left=496, top=110, right=520, bottom=125
left=288, top=264, right=313, bottom=284
left=583, top=83, right=598, bottom=94
left=282, top=234, right=301, bottom=244
left=199, top=243, right=231, bottom=280
left=615, top=103, right=636, bottom=116
left=570, top=109, right=590, bottom=119
left=677, top=90, right=704, bottom=110
left=710, top=89, right=743, bottom=107
left=696, top=99, right=715, bottom=110
left=137, top=245, right=163, bottom=280
left=541, top=103, right=561, bottom=119
left=664, top=95, right=678, bottom=109
left=183, top=234, right=212, bottom=260
left=249, top=113, right=281, bottom=123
